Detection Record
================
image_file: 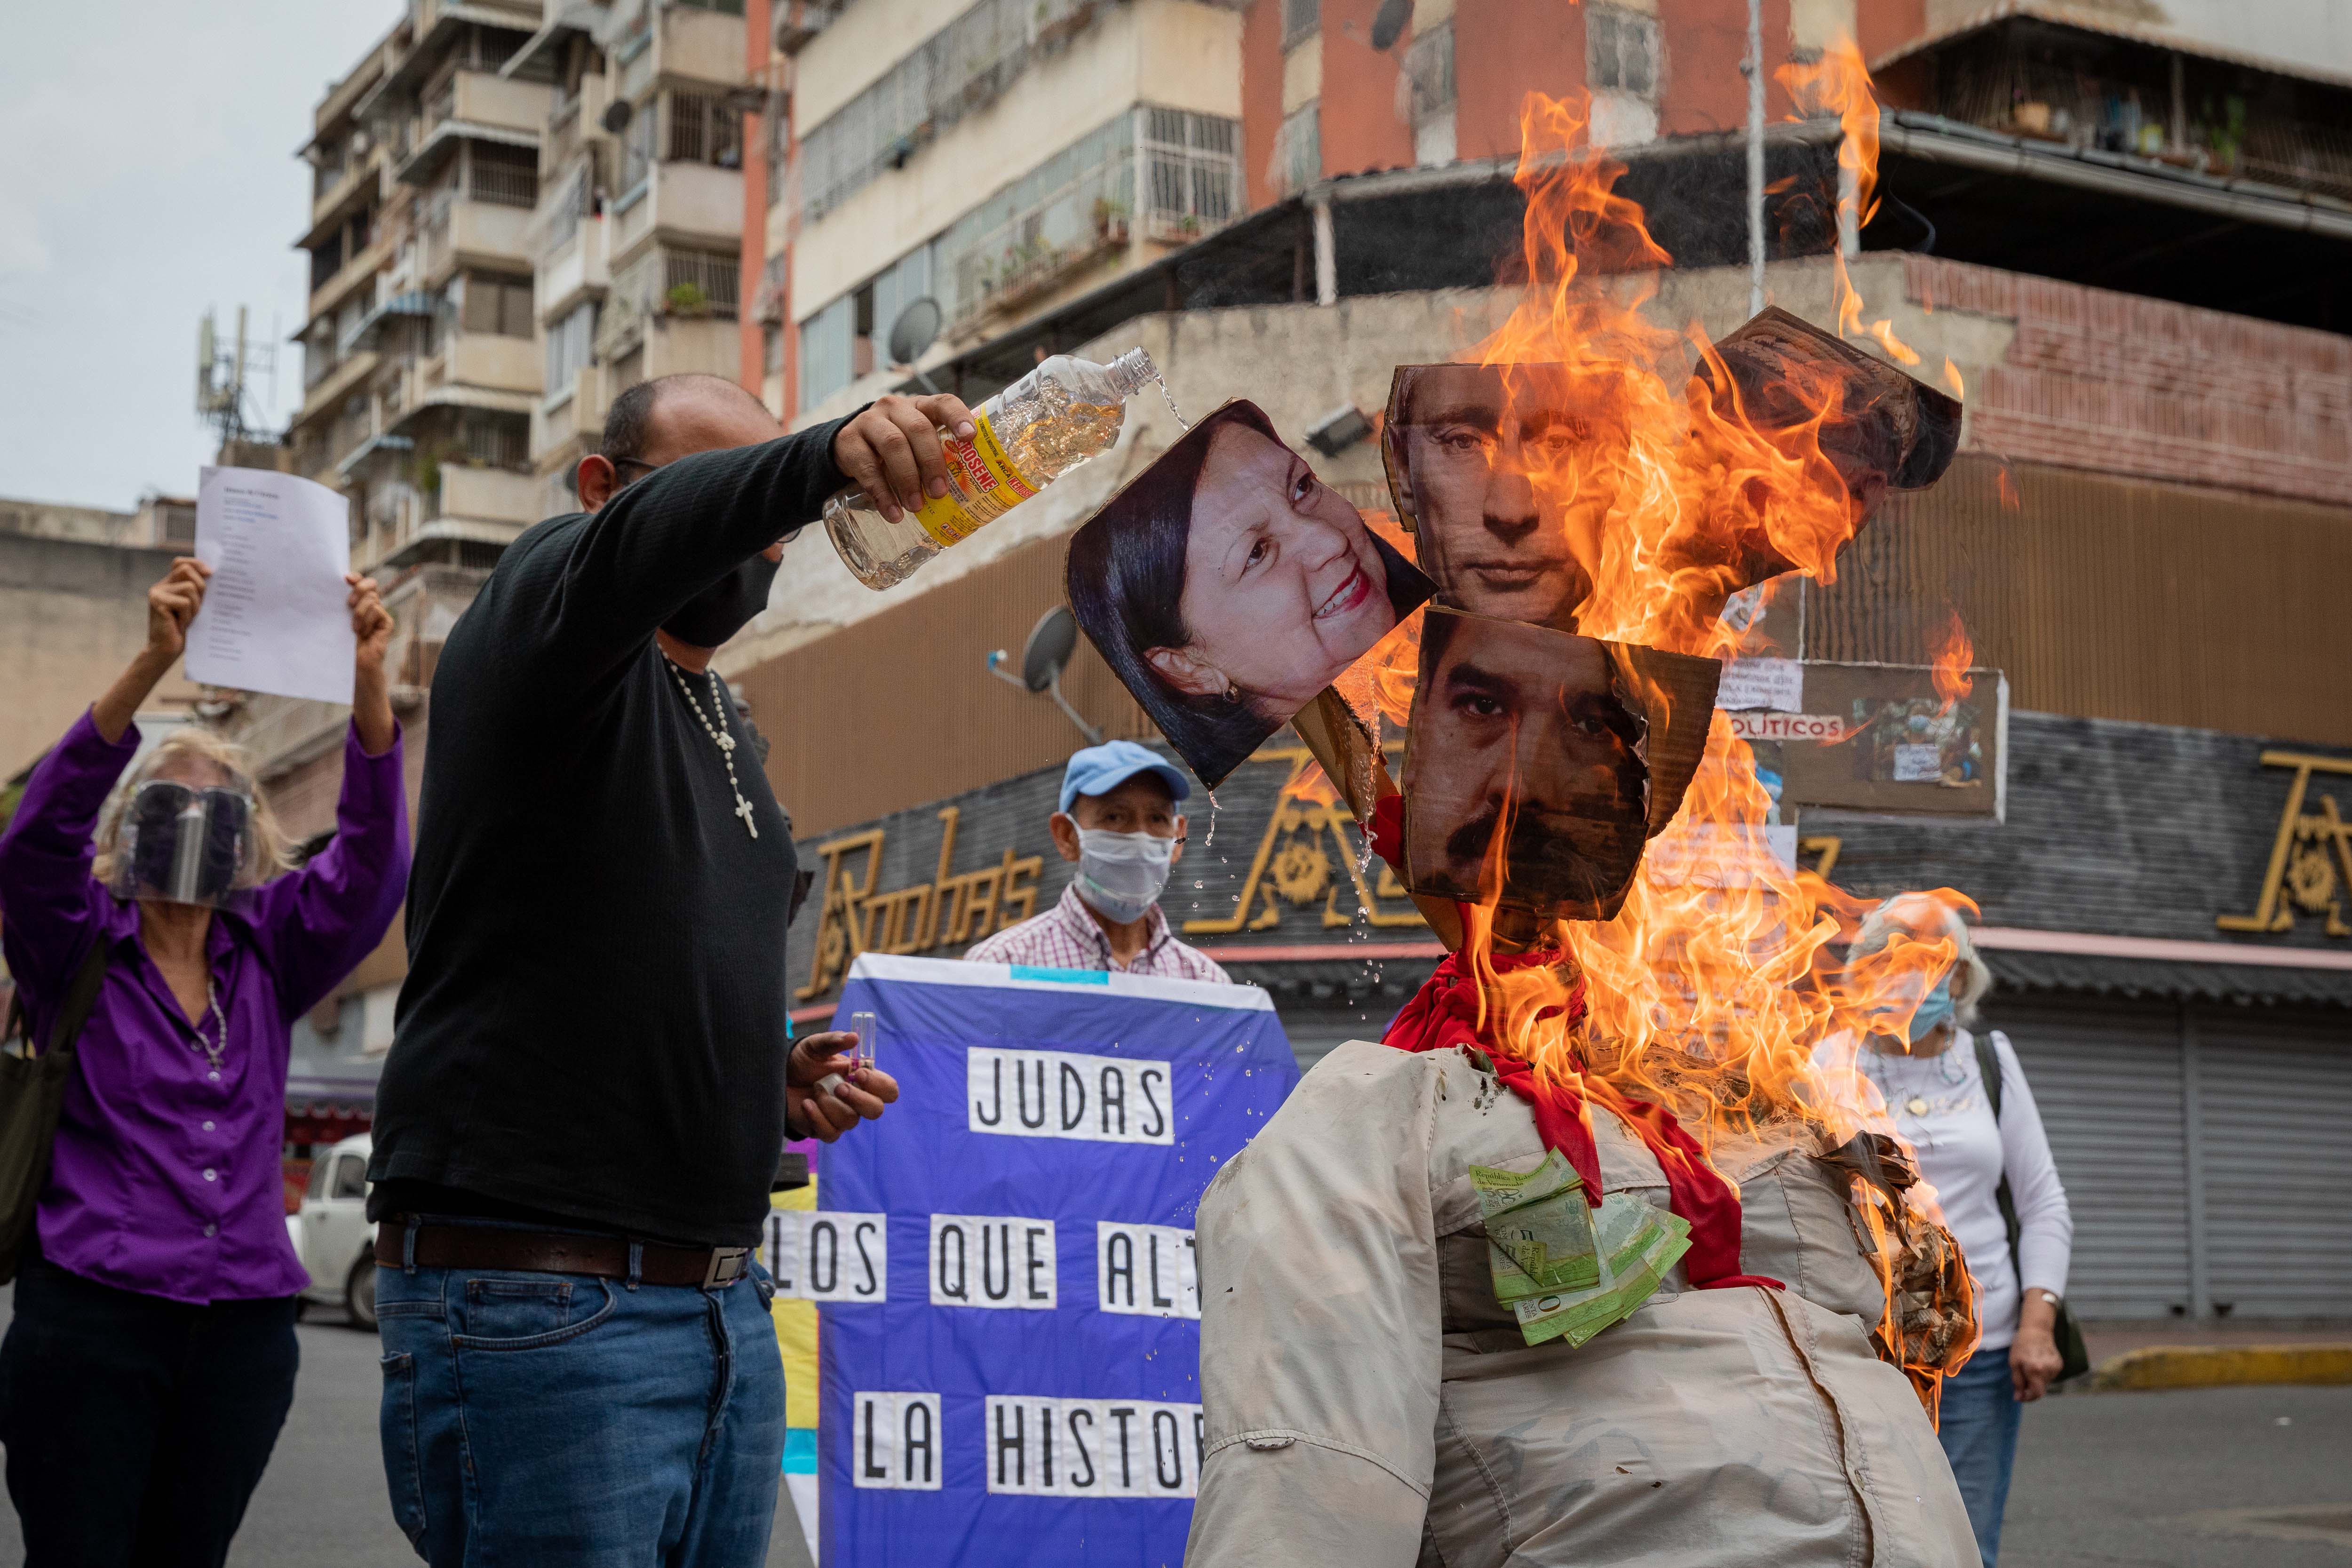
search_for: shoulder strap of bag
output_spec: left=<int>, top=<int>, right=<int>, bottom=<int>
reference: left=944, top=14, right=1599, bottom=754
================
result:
left=29, top=939, right=111, bottom=1060
left=1976, top=1030, right=2025, bottom=1263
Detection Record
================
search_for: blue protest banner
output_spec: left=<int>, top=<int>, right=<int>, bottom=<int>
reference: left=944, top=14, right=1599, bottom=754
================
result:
left=809, top=953, right=1297, bottom=1567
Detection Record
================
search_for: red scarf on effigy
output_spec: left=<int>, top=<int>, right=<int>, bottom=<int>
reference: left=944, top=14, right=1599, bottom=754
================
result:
left=1368, top=795, right=1780, bottom=1292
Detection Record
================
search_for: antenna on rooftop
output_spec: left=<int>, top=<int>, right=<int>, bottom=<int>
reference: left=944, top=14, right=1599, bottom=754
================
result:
left=195, top=305, right=279, bottom=447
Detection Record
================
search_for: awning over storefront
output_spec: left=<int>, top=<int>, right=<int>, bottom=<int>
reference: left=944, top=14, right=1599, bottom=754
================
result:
left=1987, top=948, right=2352, bottom=1007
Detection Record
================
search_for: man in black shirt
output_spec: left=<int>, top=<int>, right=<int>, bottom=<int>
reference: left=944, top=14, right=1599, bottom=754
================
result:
left=367, top=374, right=963, bottom=1565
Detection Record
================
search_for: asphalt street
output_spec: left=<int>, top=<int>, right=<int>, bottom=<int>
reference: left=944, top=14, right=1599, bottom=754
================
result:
left=0, top=1287, right=2343, bottom=1565
left=0, top=1292, right=815, bottom=1568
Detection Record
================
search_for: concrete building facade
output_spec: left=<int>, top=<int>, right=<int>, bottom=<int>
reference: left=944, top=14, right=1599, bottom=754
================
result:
left=508, top=0, right=754, bottom=519
left=285, top=0, right=552, bottom=581
left=0, top=496, right=201, bottom=783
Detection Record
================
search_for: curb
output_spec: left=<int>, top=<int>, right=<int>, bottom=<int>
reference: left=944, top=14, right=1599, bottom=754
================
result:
left=2083, top=1343, right=2352, bottom=1393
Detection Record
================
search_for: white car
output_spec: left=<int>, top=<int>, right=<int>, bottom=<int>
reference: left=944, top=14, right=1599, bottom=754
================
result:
left=294, top=1131, right=379, bottom=1329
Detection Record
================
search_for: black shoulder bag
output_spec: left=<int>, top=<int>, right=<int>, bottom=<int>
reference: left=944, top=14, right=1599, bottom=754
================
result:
left=1975, top=1029, right=2091, bottom=1384
left=0, top=939, right=111, bottom=1283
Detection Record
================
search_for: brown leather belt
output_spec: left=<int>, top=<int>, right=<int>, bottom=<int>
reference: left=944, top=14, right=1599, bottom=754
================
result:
left=375, top=1221, right=750, bottom=1289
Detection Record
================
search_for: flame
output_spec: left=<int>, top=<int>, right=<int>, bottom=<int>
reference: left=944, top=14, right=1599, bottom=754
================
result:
left=1779, top=39, right=1923, bottom=374
left=1941, top=357, right=1966, bottom=399
left=1929, top=611, right=1975, bottom=714
left=1279, top=760, right=1343, bottom=809
left=1371, top=66, right=1982, bottom=1401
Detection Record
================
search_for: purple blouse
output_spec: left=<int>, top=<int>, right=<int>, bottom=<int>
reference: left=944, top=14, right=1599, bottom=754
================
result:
left=0, top=710, right=409, bottom=1304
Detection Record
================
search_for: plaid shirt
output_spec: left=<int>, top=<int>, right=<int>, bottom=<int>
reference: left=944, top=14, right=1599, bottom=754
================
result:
left=964, top=881, right=1232, bottom=984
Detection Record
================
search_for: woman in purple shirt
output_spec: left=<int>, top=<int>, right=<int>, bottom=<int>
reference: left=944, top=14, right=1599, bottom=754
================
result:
left=0, top=555, right=409, bottom=1567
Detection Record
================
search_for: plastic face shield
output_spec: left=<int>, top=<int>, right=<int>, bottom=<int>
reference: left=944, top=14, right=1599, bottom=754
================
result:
left=111, top=781, right=253, bottom=907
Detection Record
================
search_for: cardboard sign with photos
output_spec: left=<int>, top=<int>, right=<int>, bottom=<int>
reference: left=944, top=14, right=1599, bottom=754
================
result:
left=1399, top=608, right=1721, bottom=922
left=1066, top=400, right=1435, bottom=789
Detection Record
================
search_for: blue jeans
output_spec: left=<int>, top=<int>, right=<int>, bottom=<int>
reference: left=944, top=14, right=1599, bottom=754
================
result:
left=1938, top=1349, right=2023, bottom=1566
left=374, top=1226, right=786, bottom=1567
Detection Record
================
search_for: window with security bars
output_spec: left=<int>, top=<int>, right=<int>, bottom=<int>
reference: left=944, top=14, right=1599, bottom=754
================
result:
left=460, top=273, right=534, bottom=337
left=1405, top=23, right=1457, bottom=165
left=1142, top=108, right=1240, bottom=235
left=458, top=412, right=530, bottom=469
left=469, top=143, right=540, bottom=208
left=1279, top=103, right=1321, bottom=195
left=667, top=90, right=744, bottom=169
left=1587, top=6, right=1659, bottom=97
left=1282, top=0, right=1318, bottom=49
left=663, top=249, right=740, bottom=315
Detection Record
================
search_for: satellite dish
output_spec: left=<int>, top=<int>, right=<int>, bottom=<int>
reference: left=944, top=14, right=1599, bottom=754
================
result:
left=887, top=297, right=943, bottom=367
left=1018, top=605, right=1078, bottom=693
left=1370, top=0, right=1414, bottom=50
left=601, top=98, right=634, bottom=135
left=985, top=605, right=1103, bottom=743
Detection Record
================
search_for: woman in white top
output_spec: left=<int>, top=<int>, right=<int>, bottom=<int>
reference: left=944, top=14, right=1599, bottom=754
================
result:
left=1826, top=896, right=2074, bottom=1567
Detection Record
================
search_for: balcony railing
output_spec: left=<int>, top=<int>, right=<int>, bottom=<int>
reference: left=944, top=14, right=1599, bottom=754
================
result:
left=1913, top=22, right=2352, bottom=203
left=945, top=109, right=1241, bottom=324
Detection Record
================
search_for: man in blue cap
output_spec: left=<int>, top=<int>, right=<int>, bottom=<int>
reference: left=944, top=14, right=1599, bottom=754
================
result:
left=965, top=740, right=1230, bottom=982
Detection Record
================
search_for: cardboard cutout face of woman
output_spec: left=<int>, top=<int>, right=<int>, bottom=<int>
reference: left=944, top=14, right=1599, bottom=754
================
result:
left=1068, top=401, right=1435, bottom=788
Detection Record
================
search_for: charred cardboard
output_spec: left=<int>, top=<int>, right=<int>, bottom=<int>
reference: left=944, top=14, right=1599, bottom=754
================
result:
left=1399, top=608, right=1721, bottom=921
left=1066, top=399, right=1436, bottom=789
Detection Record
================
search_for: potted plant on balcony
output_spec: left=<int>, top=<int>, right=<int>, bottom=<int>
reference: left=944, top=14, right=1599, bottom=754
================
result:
left=1092, top=196, right=1130, bottom=243
left=666, top=280, right=712, bottom=317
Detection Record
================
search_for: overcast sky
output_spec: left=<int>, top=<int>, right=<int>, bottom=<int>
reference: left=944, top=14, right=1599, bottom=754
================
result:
left=0, top=2, right=392, bottom=512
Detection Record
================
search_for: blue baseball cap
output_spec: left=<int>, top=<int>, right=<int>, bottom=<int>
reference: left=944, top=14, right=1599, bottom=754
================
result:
left=1058, top=740, right=1192, bottom=814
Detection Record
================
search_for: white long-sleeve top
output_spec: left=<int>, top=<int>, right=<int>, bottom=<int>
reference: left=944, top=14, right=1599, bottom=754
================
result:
left=1818, top=1028, right=2074, bottom=1350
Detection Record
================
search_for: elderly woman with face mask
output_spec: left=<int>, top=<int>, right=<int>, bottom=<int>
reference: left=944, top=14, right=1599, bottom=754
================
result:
left=1820, top=895, right=2075, bottom=1568
left=0, top=555, right=407, bottom=1567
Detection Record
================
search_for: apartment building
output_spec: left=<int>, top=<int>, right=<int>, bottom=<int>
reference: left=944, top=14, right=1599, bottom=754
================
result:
left=764, top=0, right=1249, bottom=426
left=508, top=0, right=752, bottom=517
left=284, top=0, right=551, bottom=579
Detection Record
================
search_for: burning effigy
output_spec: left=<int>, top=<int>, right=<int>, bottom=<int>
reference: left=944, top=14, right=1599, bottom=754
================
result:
left=1068, top=40, right=1989, bottom=1568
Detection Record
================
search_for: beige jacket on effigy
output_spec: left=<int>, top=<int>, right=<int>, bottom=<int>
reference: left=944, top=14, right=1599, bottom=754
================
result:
left=1183, top=1041, right=1977, bottom=1568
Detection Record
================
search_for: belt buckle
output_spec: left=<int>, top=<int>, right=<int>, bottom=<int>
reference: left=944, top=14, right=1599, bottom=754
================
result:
left=702, top=1246, right=750, bottom=1289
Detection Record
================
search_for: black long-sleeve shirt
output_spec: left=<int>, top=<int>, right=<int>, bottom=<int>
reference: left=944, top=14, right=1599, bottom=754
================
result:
left=367, top=421, right=850, bottom=1246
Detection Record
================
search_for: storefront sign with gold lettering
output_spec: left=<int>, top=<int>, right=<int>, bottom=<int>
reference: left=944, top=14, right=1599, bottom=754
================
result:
left=2217, top=751, right=2352, bottom=939
left=1183, top=748, right=1426, bottom=936
left=799, top=806, right=1044, bottom=999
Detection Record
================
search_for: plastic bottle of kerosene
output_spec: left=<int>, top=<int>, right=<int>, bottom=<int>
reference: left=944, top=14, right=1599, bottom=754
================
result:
left=822, top=348, right=1159, bottom=590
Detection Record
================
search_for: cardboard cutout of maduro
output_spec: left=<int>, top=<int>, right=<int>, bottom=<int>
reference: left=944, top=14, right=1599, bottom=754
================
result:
left=1399, top=609, right=1720, bottom=921
left=1067, top=401, right=1435, bottom=789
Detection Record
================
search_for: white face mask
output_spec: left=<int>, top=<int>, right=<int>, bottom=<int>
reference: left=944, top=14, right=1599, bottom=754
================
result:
left=1073, top=828, right=1177, bottom=924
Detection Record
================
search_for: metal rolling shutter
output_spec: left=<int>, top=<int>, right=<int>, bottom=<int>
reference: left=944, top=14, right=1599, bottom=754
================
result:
left=2193, top=1009, right=2352, bottom=1319
left=1982, top=995, right=2191, bottom=1319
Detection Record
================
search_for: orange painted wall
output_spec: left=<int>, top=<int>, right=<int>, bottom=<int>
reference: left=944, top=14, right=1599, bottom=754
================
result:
left=1313, top=0, right=1414, bottom=179
left=1857, top=0, right=1930, bottom=65
left=1240, top=0, right=1287, bottom=209
left=1239, top=0, right=1886, bottom=207
left=1656, top=0, right=1797, bottom=136
left=1452, top=0, right=1586, bottom=163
